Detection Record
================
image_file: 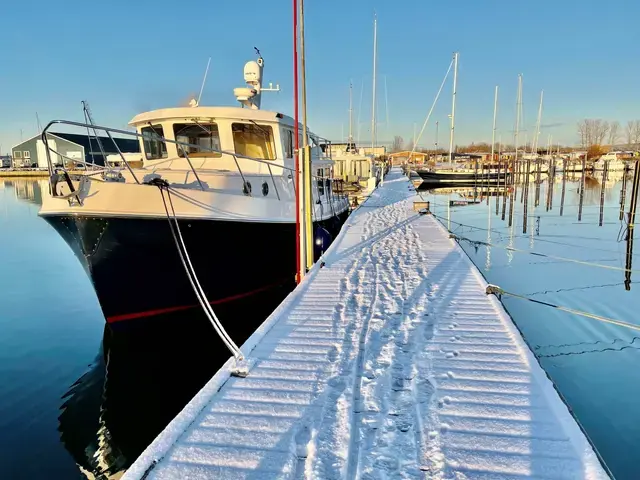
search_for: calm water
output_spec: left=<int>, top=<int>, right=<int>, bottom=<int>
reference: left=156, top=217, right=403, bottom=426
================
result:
left=0, top=179, right=290, bottom=479
left=420, top=169, right=640, bottom=479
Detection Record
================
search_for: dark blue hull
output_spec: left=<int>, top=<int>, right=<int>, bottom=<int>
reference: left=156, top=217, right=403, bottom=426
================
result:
left=43, top=211, right=349, bottom=327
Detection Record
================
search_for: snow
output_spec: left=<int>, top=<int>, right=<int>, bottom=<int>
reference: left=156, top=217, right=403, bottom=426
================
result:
left=123, top=168, right=610, bottom=480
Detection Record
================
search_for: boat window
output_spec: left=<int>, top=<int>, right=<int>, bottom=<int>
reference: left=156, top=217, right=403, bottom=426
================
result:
left=173, top=123, right=221, bottom=158
left=284, top=129, right=294, bottom=158
left=317, top=168, right=325, bottom=195
left=232, top=123, right=276, bottom=160
left=141, top=125, right=168, bottom=160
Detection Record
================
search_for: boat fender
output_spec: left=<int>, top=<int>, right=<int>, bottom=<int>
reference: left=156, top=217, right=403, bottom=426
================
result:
left=314, top=226, right=332, bottom=259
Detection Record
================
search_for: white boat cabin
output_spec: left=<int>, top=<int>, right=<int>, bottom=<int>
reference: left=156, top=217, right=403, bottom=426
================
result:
left=127, top=54, right=330, bottom=179
left=129, top=106, right=327, bottom=177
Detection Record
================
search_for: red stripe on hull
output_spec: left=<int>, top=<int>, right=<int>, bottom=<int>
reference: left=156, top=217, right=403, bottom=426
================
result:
left=105, top=282, right=283, bottom=324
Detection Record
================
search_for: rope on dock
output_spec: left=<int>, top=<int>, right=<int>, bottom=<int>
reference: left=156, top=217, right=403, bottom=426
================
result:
left=486, top=284, right=640, bottom=333
left=450, top=232, right=640, bottom=274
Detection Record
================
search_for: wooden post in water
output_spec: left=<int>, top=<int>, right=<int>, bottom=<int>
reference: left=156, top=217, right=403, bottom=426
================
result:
left=578, top=157, right=586, bottom=222
left=496, top=137, right=502, bottom=216
left=545, top=163, right=554, bottom=211
left=534, top=158, right=542, bottom=207
left=620, top=168, right=629, bottom=221
left=624, top=159, right=640, bottom=290
left=560, top=159, right=567, bottom=216
left=523, top=163, right=530, bottom=234
left=598, top=160, right=608, bottom=227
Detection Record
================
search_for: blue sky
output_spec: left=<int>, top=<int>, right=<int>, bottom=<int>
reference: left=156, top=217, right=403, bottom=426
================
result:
left=0, top=0, right=637, bottom=153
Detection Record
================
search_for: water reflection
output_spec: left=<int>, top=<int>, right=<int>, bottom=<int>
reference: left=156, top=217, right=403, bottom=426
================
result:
left=1, top=178, right=47, bottom=205
left=1, top=178, right=292, bottom=479
left=57, top=285, right=287, bottom=478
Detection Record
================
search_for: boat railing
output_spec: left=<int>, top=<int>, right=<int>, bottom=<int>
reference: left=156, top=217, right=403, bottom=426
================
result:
left=41, top=120, right=346, bottom=205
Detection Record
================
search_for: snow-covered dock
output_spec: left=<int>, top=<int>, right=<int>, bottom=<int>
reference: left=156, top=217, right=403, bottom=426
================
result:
left=123, top=168, right=608, bottom=480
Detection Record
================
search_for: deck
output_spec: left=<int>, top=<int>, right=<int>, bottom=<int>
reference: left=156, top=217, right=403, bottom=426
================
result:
left=123, top=168, right=608, bottom=480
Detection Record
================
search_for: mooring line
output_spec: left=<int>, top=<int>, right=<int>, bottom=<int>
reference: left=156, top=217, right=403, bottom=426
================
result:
left=450, top=233, right=640, bottom=274
left=486, top=284, right=640, bottom=333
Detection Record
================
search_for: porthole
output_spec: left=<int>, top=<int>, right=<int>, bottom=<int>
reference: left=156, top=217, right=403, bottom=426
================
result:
left=262, top=182, right=269, bottom=196
left=243, top=181, right=252, bottom=195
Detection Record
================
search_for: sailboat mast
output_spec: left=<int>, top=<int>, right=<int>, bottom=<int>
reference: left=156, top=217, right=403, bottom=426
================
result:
left=533, top=90, right=544, bottom=154
left=371, top=14, right=377, bottom=153
left=448, top=52, right=459, bottom=163
left=349, top=81, right=353, bottom=146
left=491, top=85, right=498, bottom=162
left=514, top=74, right=523, bottom=165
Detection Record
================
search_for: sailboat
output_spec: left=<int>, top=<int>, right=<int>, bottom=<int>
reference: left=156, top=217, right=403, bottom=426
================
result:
left=415, top=54, right=511, bottom=186
left=332, top=82, right=378, bottom=193
left=39, top=52, right=350, bottom=327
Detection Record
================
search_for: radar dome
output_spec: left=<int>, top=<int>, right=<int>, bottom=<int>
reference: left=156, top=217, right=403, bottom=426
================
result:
left=244, top=61, right=262, bottom=84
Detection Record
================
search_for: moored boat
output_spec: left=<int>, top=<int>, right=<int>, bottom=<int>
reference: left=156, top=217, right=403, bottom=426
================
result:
left=38, top=53, right=350, bottom=328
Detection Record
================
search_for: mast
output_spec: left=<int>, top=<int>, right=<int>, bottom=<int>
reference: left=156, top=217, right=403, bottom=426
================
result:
left=299, top=0, right=312, bottom=271
left=448, top=52, right=459, bottom=163
left=300, top=0, right=308, bottom=148
left=491, top=85, right=498, bottom=163
left=533, top=90, right=544, bottom=155
left=384, top=75, right=389, bottom=136
left=293, top=0, right=301, bottom=282
left=348, top=81, right=353, bottom=147
left=435, top=120, right=439, bottom=153
left=371, top=14, right=377, bottom=154
left=515, top=75, right=522, bottom=159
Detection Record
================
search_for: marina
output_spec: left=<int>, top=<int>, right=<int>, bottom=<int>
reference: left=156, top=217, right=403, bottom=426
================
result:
left=4, top=0, right=640, bottom=478
left=122, top=170, right=608, bottom=479
left=4, top=164, right=640, bottom=478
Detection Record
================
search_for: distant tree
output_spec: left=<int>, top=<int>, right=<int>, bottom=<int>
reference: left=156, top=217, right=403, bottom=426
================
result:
left=609, top=121, right=620, bottom=146
left=577, top=119, right=610, bottom=147
left=586, top=144, right=606, bottom=161
left=391, top=136, right=404, bottom=153
left=633, top=121, right=640, bottom=148
left=626, top=121, right=635, bottom=147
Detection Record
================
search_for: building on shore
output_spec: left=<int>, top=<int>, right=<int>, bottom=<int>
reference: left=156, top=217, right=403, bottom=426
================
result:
left=388, top=150, right=429, bottom=165
left=11, top=132, right=140, bottom=169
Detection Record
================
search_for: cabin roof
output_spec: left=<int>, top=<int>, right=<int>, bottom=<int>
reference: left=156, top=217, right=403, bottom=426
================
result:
left=129, top=106, right=296, bottom=128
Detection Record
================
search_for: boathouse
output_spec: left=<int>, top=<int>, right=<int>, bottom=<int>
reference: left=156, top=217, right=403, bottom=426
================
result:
left=388, top=150, right=429, bottom=165
left=11, top=132, right=139, bottom=169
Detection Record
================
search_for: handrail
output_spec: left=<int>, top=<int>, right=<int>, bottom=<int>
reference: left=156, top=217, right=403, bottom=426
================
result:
left=41, top=119, right=349, bottom=206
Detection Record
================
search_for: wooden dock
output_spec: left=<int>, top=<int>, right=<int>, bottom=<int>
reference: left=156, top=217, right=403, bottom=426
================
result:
left=123, top=169, right=609, bottom=479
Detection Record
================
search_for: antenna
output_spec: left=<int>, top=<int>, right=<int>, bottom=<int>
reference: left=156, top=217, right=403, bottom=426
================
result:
left=197, top=57, right=212, bottom=106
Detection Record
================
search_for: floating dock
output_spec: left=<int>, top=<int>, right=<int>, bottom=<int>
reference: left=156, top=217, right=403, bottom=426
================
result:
left=123, top=169, right=608, bottom=479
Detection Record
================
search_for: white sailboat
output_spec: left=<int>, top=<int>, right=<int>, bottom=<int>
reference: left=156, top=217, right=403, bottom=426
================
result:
left=594, top=152, right=627, bottom=171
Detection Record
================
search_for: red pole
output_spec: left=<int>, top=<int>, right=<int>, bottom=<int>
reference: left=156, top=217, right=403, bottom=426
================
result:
left=293, top=0, right=301, bottom=283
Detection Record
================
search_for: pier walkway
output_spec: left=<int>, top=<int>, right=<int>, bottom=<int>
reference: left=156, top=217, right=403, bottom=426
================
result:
left=124, top=169, right=608, bottom=479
